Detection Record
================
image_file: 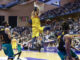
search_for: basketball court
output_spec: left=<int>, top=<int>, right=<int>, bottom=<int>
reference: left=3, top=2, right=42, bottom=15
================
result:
left=0, top=50, right=80, bottom=60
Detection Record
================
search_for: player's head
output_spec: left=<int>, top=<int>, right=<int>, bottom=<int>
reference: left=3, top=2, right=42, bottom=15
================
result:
left=34, top=7, right=38, bottom=12
left=1, top=21, right=9, bottom=27
left=61, top=21, right=70, bottom=31
left=34, top=7, right=39, bottom=16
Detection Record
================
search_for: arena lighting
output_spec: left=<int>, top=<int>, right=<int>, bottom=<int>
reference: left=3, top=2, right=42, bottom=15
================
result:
left=0, top=0, right=20, bottom=9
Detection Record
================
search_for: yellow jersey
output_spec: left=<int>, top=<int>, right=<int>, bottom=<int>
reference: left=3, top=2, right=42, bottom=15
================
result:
left=31, top=17, right=44, bottom=38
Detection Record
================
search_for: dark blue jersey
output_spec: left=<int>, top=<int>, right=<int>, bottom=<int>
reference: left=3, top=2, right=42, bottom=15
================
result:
left=0, top=28, right=11, bottom=44
left=58, top=32, right=66, bottom=51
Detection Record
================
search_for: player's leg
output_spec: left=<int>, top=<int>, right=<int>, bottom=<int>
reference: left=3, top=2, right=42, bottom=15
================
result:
left=58, top=50, right=66, bottom=60
left=32, top=27, right=40, bottom=48
left=2, top=44, right=14, bottom=60
left=32, top=37, right=36, bottom=48
left=38, top=44, right=41, bottom=52
left=2, top=44, right=8, bottom=56
left=70, top=50, right=79, bottom=60
left=17, top=51, right=22, bottom=60
left=7, top=44, right=14, bottom=60
left=17, top=44, right=22, bottom=60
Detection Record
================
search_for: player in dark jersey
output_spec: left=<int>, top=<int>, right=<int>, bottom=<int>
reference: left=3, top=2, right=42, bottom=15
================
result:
left=57, top=21, right=79, bottom=60
left=63, top=22, right=80, bottom=60
left=0, top=21, right=14, bottom=60
left=57, top=31, right=66, bottom=60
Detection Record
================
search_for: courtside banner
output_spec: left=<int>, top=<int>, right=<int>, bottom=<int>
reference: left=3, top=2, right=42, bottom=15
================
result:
left=44, top=47, right=58, bottom=52
left=39, top=0, right=60, bottom=6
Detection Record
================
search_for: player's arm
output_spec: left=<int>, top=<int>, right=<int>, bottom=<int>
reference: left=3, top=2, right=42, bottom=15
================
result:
left=31, top=7, right=39, bottom=18
left=70, top=34, right=80, bottom=38
left=64, top=35, right=72, bottom=60
left=5, top=28, right=11, bottom=39
left=71, top=46, right=80, bottom=51
left=31, top=11, right=35, bottom=19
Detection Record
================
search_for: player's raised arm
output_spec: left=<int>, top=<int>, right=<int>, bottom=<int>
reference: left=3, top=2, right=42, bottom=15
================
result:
left=31, top=7, right=39, bottom=18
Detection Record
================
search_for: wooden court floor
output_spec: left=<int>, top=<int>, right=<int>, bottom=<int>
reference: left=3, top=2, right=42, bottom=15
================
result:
left=0, top=50, right=80, bottom=60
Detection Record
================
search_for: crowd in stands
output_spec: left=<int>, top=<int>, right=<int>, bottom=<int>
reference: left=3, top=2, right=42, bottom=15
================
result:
left=40, top=0, right=80, bottom=20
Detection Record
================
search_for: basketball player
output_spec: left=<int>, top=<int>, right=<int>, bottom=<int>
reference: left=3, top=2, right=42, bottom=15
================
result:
left=63, top=22, right=80, bottom=60
left=12, top=31, right=18, bottom=49
left=14, top=35, right=22, bottom=60
left=31, top=7, right=50, bottom=48
left=57, top=21, right=79, bottom=60
left=12, top=36, right=17, bottom=49
left=0, top=21, right=14, bottom=60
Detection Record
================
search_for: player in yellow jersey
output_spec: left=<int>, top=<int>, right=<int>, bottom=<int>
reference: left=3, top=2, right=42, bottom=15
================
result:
left=31, top=7, right=50, bottom=48
left=12, top=37, right=17, bottom=49
left=31, top=7, right=44, bottom=38
left=12, top=32, right=18, bottom=49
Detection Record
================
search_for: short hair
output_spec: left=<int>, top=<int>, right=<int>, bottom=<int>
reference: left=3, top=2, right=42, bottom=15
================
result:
left=62, top=21, right=70, bottom=30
